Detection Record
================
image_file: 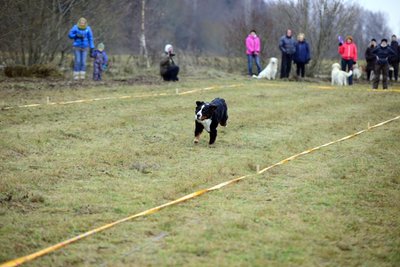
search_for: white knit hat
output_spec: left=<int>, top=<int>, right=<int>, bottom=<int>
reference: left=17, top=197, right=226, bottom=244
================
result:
left=164, top=44, right=173, bottom=53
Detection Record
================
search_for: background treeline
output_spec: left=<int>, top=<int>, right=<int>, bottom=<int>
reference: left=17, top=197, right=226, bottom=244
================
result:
left=0, top=0, right=392, bottom=75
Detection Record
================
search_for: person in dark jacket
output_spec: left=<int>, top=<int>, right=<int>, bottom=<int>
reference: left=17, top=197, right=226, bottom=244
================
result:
left=293, top=33, right=311, bottom=78
left=92, top=43, right=108, bottom=81
left=279, top=29, right=296, bottom=79
left=160, top=44, right=179, bottom=81
left=68, top=17, right=95, bottom=80
left=388, top=34, right=399, bottom=81
left=372, top=39, right=397, bottom=89
left=365, top=38, right=377, bottom=81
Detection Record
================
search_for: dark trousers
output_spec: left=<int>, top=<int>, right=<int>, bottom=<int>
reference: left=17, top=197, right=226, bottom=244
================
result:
left=372, top=64, right=389, bottom=89
left=296, top=63, right=306, bottom=77
left=280, top=53, right=293, bottom=78
left=162, top=65, right=180, bottom=81
left=366, top=68, right=373, bottom=82
left=341, top=59, right=354, bottom=85
left=93, top=62, right=103, bottom=81
left=388, top=62, right=399, bottom=81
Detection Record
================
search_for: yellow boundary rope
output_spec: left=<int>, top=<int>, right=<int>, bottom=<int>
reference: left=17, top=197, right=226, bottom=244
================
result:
left=0, top=84, right=244, bottom=110
left=2, top=82, right=399, bottom=110
left=1, top=114, right=399, bottom=267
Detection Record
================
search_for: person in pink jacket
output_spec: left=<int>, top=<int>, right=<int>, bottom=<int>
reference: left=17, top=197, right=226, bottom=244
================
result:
left=338, top=35, right=358, bottom=85
left=246, top=30, right=262, bottom=76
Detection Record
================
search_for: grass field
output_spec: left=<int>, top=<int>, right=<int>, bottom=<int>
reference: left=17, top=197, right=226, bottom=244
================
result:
left=1, top=76, right=400, bottom=266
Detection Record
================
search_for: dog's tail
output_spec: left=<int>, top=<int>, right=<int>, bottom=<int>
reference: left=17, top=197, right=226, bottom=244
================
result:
left=346, top=70, right=353, bottom=77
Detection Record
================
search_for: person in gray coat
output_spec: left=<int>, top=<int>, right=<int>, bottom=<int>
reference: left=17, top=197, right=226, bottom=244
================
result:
left=279, top=29, right=296, bottom=79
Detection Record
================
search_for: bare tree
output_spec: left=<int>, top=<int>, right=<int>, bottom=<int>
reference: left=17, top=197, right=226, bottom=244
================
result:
left=0, top=0, right=395, bottom=68
left=139, top=0, right=150, bottom=68
left=0, top=0, right=126, bottom=66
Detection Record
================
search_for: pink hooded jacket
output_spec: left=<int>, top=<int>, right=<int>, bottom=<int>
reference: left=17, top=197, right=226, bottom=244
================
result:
left=246, top=34, right=261, bottom=55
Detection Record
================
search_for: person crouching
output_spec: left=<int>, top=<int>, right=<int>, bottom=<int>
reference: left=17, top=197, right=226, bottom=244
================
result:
left=160, top=44, right=179, bottom=81
left=92, top=43, right=108, bottom=81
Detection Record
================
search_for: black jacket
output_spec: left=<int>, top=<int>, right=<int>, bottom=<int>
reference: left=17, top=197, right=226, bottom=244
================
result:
left=160, top=53, right=176, bottom=76
left=389, top=41, right=399, bottom=64
left=372, top=45, right=396, bottom=65
left=365, top=45, right=377, bottom=70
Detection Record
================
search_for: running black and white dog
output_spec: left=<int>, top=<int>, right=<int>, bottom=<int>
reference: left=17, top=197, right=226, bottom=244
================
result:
left=194, top=98, right=228, bottom=145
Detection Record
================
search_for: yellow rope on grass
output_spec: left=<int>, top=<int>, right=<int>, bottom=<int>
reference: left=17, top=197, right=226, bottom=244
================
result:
left=1, top=115, right=399, bottom=267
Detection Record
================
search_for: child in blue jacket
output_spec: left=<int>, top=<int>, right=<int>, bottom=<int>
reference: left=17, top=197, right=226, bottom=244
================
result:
left=68, top=17, right=95, bottom=80
left=92, top=43, right=108, bottom=81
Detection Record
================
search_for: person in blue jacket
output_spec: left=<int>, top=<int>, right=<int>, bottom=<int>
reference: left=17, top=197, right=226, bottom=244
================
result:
left=294, top=33, right=311, bottom=78
left=68, top=17, right=95, bottom=80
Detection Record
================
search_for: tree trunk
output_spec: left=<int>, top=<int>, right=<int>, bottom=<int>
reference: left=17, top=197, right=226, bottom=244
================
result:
left=244, top=0, right=252, bottom=28
left=139, top=0, right=150, bottom=68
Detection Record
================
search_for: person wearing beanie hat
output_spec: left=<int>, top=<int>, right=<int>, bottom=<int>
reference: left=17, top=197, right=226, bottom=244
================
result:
left=371, top=38, right=396, bottom=89
left=160, top=44, right=180, bottom=81
left=246, top=30, right=262, bottom=76
left=68, top=17, right=95, bottom=80
left=388, top=34, right=399, bottom=81
left=365, top=38, right=377, bottom=81
left=91, top=43, right=108, bottom=81
left=338, top=35, right=358, bottom=85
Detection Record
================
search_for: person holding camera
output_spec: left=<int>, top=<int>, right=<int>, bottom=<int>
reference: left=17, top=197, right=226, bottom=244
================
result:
left=160, top=44, right=179, bottom=81
left=68, top=17, right=95, bottom=80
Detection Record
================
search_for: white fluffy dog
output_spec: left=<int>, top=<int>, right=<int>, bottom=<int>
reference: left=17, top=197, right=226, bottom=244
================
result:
left=331, top=63, right=353, bottom=86
left=253, top=57, right=278, bottom=80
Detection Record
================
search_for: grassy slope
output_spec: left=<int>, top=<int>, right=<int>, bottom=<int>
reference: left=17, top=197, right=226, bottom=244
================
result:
left=0, top=78, right=399, bottom=266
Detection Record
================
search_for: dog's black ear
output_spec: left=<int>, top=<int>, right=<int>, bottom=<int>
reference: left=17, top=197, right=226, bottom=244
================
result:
left=209, top=104, right=218, bottom=111
left=196, top=101, right=204, bottom=106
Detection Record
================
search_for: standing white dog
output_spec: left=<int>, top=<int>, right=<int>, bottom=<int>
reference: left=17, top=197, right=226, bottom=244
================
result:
left=331, top=63, right=353, bottom=86
left=253, top=57, right=278, bottom=80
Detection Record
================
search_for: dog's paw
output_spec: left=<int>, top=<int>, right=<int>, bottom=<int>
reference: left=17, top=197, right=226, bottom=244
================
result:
left=193, top=137, right=200, bottom=144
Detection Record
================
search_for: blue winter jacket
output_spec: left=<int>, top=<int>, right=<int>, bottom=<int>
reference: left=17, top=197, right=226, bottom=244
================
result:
left=372, top=45, right=396, bottom=65
left=92, top=50, right=108, bottom=65
left=294, top=41, right=311, bottom=64
left=279, top=35, right=296, bottom=55
left=68, top=25, right=95, bottom=49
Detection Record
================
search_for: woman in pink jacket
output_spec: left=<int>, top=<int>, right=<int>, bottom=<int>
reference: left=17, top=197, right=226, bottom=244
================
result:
left=338, top=35, right=358, bottom=85
left=246, top=30, right=262, bottom=76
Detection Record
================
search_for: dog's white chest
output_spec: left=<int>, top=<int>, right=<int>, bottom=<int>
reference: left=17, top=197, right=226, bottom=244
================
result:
left=196, top=118, right=212, bottom=132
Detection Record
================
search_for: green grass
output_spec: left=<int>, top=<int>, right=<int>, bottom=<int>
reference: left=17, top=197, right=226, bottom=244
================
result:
left=1, top=77, right=400, bottom=266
